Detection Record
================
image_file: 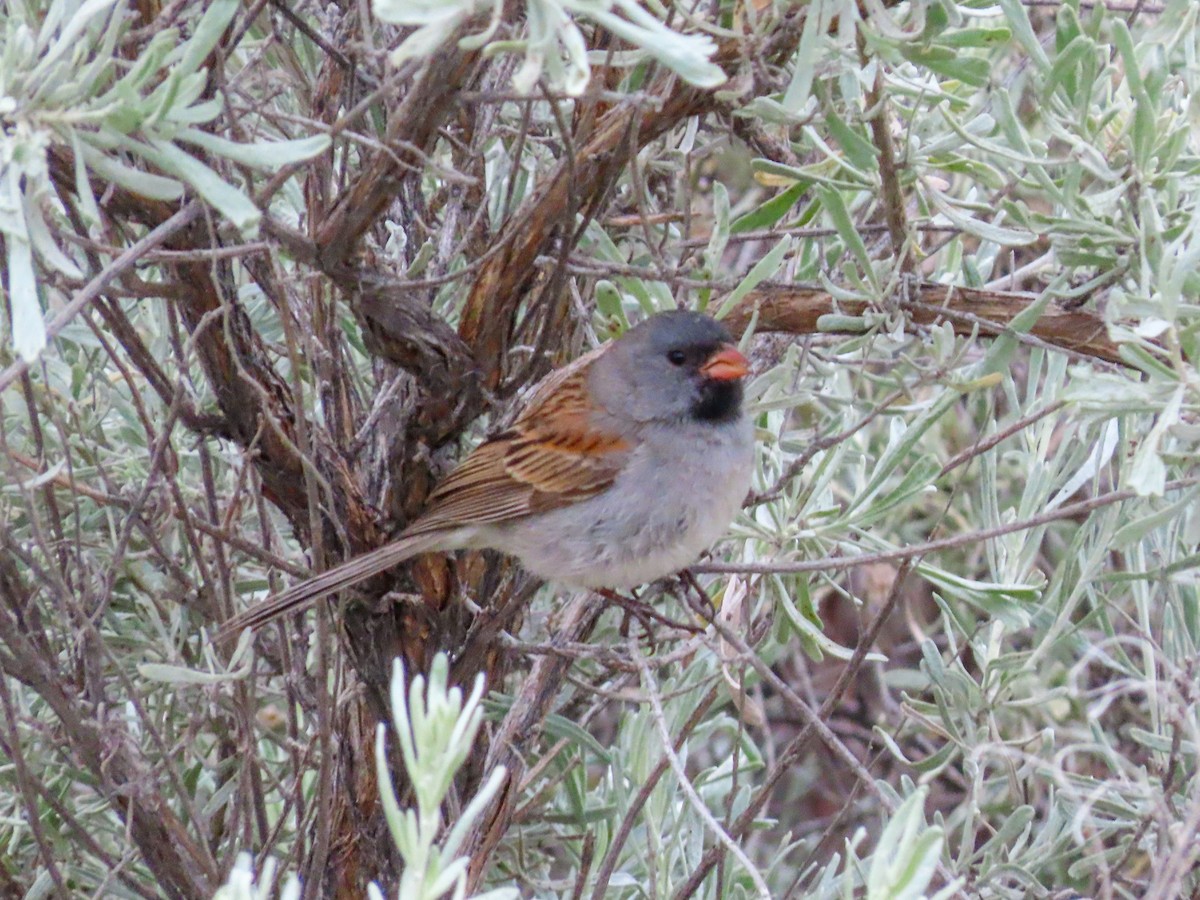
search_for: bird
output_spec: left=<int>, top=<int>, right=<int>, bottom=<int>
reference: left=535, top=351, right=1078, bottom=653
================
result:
left=219, top=310, right=754, bottom=639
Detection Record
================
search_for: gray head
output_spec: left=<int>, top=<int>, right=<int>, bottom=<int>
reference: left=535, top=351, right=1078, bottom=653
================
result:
left=590, top=310, right=748, bottom=424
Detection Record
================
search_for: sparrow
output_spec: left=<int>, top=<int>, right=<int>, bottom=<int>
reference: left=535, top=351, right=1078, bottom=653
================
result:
left=219, top=310, right=754, bottom=638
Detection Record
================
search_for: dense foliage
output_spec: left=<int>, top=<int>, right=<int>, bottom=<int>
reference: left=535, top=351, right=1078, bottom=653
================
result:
left=1, top=0, right=1198, bottom=898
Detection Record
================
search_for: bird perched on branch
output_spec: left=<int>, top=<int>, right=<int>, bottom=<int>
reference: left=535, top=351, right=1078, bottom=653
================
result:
left=219, top=310, right=754, bottom=639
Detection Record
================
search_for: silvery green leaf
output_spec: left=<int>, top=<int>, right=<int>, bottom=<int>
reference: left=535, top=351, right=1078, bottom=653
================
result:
left=777, top=582, right=882, bottom=662
left=556, top=14, right=591, bottom=95
left=737, top=95, right=806, bottom=125
left=589, top=3, right=725, bottom=89
left=920, top=569, right=1036, bottom=629
left=78, top=140, right=185, bottom=200
left=34, top=0, right=70, bottom=51
left=0, top=155, right=45, bottom=361
left=23, top=191, right=82, bottom=279
left=509, top=0, right=564, bottom=93
left=1112, top=486, right=1200, bottom=548
left=1126, top=384, right=1182, bottom=497
left=457, top=0, right=505, bottom=49
left=178, top=129, right=332, bottom=169
left=714, top=235, right=792, bottom=319
left=116, top=27, right=180, bottom=94
left=167, top=98, right=223, bottom=126
left=10, top=458, right=64, bottom=491
left=136, top=664, right=246, bottom=685
left=704, top=179, right=729, bottom=275
left=817, top=313, right=870, bottom=333
left=144, top=69, right=209, bottom=129
left=376, top=0, right=499, bottom=65
left=279, top=874, right=300, bottom=899
left=782, top=0, right=834, bottom=112
left=40, top=0, right=123, bottom=109
left=925, top=183, right=1035, bottom=246
left=33, top=0, right=118, bottom=75
left=375, top=0, right=481, bottom=24
left=6, top=232, right=44, bottom=361
left=70, top=131, right=102, bottom=233
left=136, top=137, right=261, bottom=232
left=2, top=24, right=37, bottom=87
left=385, top=8, right=471, bottom=65
left=861, top=0, right=925, bottom=42
left=406, top=240, right=435, bottom=277
left=509, top=48, right=543, bottom=95
left=427, top=859, right=469, bottom=898
left=866, top=788, right=943, bottom=900
left=995, top=0, right=1049, bottom=71
left=173, top=0, right=239, bottom=78
left=439, top=768, right=508, bottom=859
left=1045, top=420, right=1118, bottom=510
left=917, top=567, right=1042, bottom=603
left=374, top=723, right=410, bottom=856
left=817, top=183, right=876, bottom=286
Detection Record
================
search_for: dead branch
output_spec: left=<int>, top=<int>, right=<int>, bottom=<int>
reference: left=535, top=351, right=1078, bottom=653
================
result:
left=724, top=283, right=1125, bottom=367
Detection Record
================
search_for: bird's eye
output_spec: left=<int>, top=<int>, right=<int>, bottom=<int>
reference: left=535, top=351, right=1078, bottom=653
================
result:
left=667, top=350, right=687, bottom=366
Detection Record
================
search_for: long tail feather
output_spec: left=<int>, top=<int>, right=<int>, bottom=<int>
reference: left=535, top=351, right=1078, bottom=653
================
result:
left=217, top=531, right=449, bottom=640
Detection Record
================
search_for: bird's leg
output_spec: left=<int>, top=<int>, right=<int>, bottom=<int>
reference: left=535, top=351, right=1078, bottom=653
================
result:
left=595, top=588, right=703, bottom=639
left=598, top=588, right=658, bottom=641
left=679, top=569, right=718, bottom=622
left=596, top=588, right=656, bottom=645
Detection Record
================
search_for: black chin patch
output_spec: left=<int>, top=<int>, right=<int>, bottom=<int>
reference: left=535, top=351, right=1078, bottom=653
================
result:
left=692, top=379, right=743, bottom=423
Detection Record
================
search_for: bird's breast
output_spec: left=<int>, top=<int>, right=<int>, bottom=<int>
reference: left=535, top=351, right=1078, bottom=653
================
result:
left=488, top=415, right=753, bottom=589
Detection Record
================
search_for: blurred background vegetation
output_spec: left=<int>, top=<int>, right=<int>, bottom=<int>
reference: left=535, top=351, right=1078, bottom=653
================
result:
left=1, top=0, right=1199, bottom=897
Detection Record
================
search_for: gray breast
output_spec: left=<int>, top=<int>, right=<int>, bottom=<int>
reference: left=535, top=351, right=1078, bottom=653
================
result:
left=489, top=415, right=752, bottom=589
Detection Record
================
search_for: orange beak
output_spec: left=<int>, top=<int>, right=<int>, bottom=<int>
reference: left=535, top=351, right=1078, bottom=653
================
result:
left=700, top=344, right=749, bottom=381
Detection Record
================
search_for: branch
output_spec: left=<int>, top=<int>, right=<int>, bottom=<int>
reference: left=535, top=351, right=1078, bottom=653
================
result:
left=313, top=41, right=485, bottom=271
left=723, top=282, right=1126, bottom=367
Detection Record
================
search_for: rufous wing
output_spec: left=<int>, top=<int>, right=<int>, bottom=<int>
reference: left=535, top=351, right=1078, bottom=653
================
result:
left=407, top=361, right=631, bottom=533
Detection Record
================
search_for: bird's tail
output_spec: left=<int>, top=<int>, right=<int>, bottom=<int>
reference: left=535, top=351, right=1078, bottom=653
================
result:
left=217, top=530, right=449, bottom=641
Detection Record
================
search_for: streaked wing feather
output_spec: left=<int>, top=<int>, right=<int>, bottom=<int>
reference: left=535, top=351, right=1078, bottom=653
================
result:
left=412, top=365, right=629, bottom=531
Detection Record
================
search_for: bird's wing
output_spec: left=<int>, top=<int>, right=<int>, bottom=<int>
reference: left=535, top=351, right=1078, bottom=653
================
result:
left=408, top=362, right=631, bottom=533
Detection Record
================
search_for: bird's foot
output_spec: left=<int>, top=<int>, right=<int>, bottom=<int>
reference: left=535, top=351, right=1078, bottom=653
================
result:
left=595, top=588, right=703, bottom=644
left=678, top=569, right=718, bottom=622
